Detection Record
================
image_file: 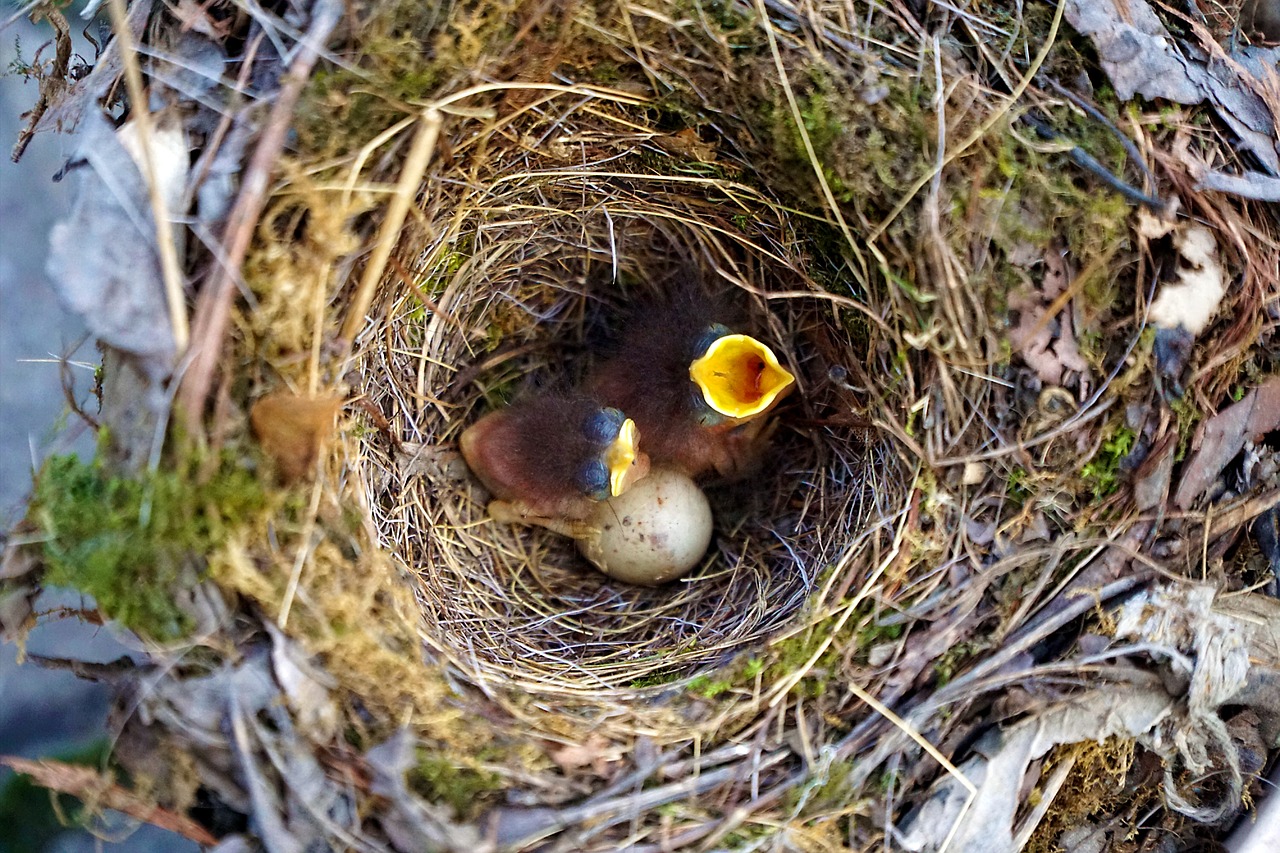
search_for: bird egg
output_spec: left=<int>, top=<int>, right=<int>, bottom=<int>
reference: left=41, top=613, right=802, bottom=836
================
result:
left=578, top=467, right=712, bottom=586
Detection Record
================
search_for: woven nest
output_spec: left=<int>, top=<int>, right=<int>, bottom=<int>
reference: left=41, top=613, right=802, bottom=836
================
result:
left=355, top=91, right=889, bottom=722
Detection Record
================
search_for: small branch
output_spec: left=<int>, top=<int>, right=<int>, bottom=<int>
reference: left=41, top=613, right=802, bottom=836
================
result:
left=0, top=756, right=218, bottom=846
left=24, top=653, right=138, bottom=681
left=1196, top=167, right=1280, bottom=201
left=1019, top=112, right=1168, bottom=211
left=11, top=8, right=72, bottom=163
left=177, top=0, right=345, bottom=431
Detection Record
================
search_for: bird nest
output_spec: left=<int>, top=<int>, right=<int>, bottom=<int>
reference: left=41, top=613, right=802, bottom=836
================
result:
left=354, top=91, right=887, bottom=723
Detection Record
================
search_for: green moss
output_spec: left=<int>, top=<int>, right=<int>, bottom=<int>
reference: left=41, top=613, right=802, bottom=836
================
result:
left=687, top=674, right=734, bottom=698
left=765, top=66, right=931, bottom=220
left=1080, top=424, right=1137, bottom=501
left=29, top=451, right=268, bottom=640
left=1169, top=395, right=1201, bottom=462
left=628, top=669, right=685, bottom=689
left=295, top=0, right=524, bottom=157
left=1006, top=466, right=1031, bottom=502
left=410, top=753, right=502, bottom=819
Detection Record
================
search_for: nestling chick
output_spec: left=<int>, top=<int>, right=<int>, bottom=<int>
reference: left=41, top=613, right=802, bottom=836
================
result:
left=588, top=285, right=795, bottom=479
left=460, top=392, right=651, bottom=531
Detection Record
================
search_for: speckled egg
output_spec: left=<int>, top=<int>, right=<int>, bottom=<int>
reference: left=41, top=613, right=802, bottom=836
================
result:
left=577, top=467, right=713, bottom=586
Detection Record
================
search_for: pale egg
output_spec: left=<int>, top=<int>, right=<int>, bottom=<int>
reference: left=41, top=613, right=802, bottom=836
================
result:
left=577, top=466, right=713, bottom=586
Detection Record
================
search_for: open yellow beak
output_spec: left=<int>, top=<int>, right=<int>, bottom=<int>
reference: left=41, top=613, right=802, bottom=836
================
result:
left=689, top=334, right=796, bottom=420
left=605, top=418, right=647, bottom=497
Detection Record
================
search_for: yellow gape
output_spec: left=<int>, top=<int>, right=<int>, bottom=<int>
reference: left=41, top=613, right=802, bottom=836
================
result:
left=606, top=418, right=643, bottom=497
left=689, top=334, right=795, bottom=419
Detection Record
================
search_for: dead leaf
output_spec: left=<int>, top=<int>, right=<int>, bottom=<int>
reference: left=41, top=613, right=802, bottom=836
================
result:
left=656, top=128, right=720, bottom=163
left=250, top=393, right=344, bottom=482
left=264, top=620, right=339, bottom=741
left=547, top=733, right=624, bottom=777
left=0, top=585, right=37, bottom=644
left=171, top=0, right=232, bottom=38
left=1066, top=0, right=1280, bottom=173
left=46, top=110, right=185, bottom=379
left=1132, top=431, right=1176, bottom=512
left=0, top=531, right=39, bottom=580
left=29, top=0, right=152, bottom=141
left=1174, top=376, right=1280, bottom=508
left=1136, top=196, right=1180, bottom=240
left=1193, top=165, right=1280, bottom=201
left=1008, top=242, right=1090, bottom=387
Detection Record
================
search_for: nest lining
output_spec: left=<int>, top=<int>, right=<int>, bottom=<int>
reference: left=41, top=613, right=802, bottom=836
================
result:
left=356, top=93, right=887, bottom=713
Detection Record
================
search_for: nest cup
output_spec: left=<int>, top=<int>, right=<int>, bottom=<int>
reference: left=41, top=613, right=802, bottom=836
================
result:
left=355, top=91, right=879, bottom=721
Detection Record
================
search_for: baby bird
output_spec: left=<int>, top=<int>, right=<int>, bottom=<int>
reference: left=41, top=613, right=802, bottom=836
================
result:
left=588, top=285, right=795, bottom=480
left=460, top=392, right=651, bottom=531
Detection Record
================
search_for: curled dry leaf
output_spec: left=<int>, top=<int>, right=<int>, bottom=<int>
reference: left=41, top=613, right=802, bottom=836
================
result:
left=250, top=393, right=344, bottom=482
left=547, top=733, right=624, bottom=777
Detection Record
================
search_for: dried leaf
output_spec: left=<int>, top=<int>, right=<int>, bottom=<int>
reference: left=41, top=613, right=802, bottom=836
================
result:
left=0, top=585, right=37, bottom=643
left=547, top=733, right=624, bottom=776
left=1136, top=197, right=1179, bottom=240
left=171, top=0, right=232, bottom=38
left=1008, top=243, right=1089, bottom=387
left=1066, top=0, right=1280, bottom=172
left=46, top=110, right=185, bottom=378
left=1174, top=376, right=1280, bottom=508
left=250, top=393, right=344, bottom=482
left=264, top=620, right=338, bottom=741
left=0, top=533, right=39, bottom=580
left=1132, top=431, right=1176, bottom=512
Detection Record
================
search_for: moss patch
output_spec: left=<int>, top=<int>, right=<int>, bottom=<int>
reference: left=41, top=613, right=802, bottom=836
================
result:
left=409, top=752, right=503, bottom=819
left=30, top=451, right=269, bottom=640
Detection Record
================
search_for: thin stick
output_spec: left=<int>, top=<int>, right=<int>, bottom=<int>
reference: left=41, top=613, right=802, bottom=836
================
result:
left=106, top=0, right=189, bottom=354
left=0, top=755, right=218, bottom=846
left=278, top=474, right=324, bottom=629
left=338, top=107, right=443, bottom=347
